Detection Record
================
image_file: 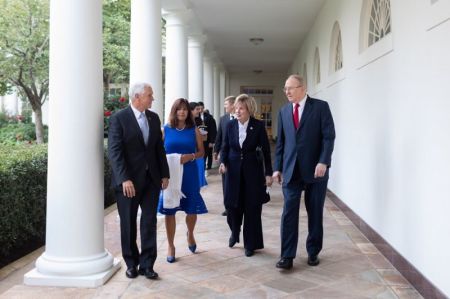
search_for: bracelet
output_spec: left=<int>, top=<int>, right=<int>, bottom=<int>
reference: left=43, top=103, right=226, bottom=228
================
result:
left=191, top=153, right=195, bottom=161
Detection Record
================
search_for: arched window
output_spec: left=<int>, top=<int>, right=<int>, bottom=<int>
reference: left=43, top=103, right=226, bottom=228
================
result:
left=329, top=21, right=343, bottom=73
left=313, top=48, right=321, bottom=85
left=303, top=63, right=308, bottom=87
left=360, top=0, right=392, bottom=51
left=368, top=0, right=391, bottom=46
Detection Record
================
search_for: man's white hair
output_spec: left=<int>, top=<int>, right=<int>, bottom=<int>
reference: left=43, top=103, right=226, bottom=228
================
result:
left=129, top=82, right=151, bottom=100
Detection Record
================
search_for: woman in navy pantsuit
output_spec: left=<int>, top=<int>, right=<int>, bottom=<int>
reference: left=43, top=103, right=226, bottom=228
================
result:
left=219, top=94, right=273, bottom=257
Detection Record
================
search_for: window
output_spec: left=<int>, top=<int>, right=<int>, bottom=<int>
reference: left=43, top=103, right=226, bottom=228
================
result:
left=329, top=22, right=343, bottom=73
left=313, top=48, right=321, bottom=85
left=368, top=0, right=392, bottom=47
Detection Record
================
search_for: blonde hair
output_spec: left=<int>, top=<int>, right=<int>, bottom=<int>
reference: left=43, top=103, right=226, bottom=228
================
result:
left=235, top=94, right=257, bottom=116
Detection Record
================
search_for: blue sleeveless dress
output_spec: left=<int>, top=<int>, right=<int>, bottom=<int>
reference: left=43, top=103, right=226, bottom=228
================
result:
left=158, top=125, right=208, bottom=215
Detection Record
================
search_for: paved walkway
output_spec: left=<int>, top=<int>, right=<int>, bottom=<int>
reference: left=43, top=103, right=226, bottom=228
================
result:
left=0, top=169, right=423, bottom=298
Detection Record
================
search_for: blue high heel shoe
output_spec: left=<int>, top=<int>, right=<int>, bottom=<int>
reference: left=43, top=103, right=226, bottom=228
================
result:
left=187, top=231, right=197, bottom=253
left=188, top=244, right=197, bottom=253
left=166, top=256, right=175, bottom=263
left=167, top=247, right=176, bottom=263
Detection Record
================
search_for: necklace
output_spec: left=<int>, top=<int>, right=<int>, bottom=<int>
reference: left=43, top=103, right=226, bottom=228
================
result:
left=176, top=125, right=186, bottom=131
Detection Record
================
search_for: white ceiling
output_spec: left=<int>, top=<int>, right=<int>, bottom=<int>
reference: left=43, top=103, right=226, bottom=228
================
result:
left=187, top=0, right=326, bottom=73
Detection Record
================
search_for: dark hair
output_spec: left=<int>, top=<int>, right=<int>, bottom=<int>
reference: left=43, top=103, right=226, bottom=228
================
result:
left=169, top=98, right=195, bottom=128
left=198, top=101, right=204, bottom=107
left=189, top=101, right=199, bottom=111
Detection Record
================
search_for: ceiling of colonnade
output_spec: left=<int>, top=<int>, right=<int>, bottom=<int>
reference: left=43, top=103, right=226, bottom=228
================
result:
left=187, top=0, right=326, bottom=73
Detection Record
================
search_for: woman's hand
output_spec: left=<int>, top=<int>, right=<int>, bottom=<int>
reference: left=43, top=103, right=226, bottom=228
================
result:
left=265, top=176, right=273, bottom=187
left=219, top=163, right=227, bottom=174
left=180, top=154, right=194, bottom=164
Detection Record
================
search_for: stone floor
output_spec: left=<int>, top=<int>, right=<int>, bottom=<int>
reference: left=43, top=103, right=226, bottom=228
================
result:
left=0, top=169, right=423, bottom=298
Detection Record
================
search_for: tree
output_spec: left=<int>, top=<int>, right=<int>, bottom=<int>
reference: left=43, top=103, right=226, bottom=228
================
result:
left=0, top=0, right=49, bottom=144
left=103, top=0, right=131, bottom=96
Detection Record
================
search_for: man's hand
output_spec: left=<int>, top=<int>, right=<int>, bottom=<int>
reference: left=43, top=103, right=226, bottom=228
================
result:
left=208, top=143, right=214, bottom=148
left=161, top=178, right=169, bottom=190
left=314, top=163, right=327, bottom=178
left=122, top=180, right=135, bottom=198
left=213, top=152, right=219, bottom=161
left=219, top=163, right=227, bottom=174
left=272, top=171, right=282, bottom=184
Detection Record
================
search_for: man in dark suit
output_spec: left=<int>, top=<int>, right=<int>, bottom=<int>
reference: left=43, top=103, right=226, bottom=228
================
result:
left=273, top=74, right=335, bottom=270
left=197, top=102, right=217, bottom=171
left=214, top=96, right=236, bottom=216
left=108, top=83, right=169, bottom=279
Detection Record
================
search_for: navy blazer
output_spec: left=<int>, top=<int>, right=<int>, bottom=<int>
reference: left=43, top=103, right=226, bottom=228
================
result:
left=274, top=96, right=335, bottom=184
left=108, top=106, right=170, bottom=190
left=214, top=113, right=232, bottom=154
left=221, top=117, right=273, bottom=207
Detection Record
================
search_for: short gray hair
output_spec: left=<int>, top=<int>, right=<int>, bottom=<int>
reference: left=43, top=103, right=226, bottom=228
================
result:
left=129, top=82, right=151, bottom=100
left=287, top=74, right=306, bottom=87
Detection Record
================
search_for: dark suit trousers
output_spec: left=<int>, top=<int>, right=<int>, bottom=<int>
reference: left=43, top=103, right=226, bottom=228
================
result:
left=281, top=166, right=327, bottom=258
left=116, top=176, right=160, bottom=269
left=204, top=142, right=213, bottom=169
left=227, top=169, right=264, bottom=251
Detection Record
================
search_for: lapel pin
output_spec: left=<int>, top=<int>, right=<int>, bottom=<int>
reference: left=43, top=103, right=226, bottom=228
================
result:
left=250, top=127, right=253, bottom=130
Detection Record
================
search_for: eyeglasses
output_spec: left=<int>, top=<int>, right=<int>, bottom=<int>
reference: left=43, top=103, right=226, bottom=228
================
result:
left=282, top=86, right=302, bottom=92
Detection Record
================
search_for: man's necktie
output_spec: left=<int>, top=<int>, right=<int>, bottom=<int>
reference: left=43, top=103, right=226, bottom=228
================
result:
left=293, top=103, right=300, bottom=130
left=138, top=112, right=149, bottom=145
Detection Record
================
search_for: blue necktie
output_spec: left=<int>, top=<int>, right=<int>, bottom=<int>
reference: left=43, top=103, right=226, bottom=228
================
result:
left=138, top=112, right=149, bottom=145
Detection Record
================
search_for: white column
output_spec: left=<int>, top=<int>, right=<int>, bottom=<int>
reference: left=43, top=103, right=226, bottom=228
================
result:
left=203, top=54, right=214, bottom=112
left=130, top=0, right=163, bottom=117
left=24, top=0, right=120, bottom=288
left=164, top=10, right=189, bottom=121
left=219, top=68, right=226, bottom=116
left=188, top=35, right=206, bottom=101
left=213, top=63, right=221, bottom=121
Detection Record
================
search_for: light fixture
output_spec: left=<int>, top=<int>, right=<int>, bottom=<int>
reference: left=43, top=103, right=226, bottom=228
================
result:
left=253, top=70, right=263, bottom=74
left=249, top=38, right=264, bottom=46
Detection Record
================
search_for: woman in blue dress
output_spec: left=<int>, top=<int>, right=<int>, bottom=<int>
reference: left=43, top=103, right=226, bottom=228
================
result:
left=158, top=98, right=208, bottom=263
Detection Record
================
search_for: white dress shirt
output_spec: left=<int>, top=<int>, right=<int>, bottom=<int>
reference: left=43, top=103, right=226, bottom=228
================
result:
left=238, top=119, right=249, bottom=148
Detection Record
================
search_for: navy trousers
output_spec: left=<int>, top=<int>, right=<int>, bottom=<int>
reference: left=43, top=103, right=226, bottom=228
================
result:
left=280, top=169, right=328, bottom=258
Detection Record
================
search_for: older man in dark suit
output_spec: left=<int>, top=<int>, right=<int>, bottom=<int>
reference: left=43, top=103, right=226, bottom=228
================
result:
left=273, top=74, right=335, bottom=270
left=214, top=96, right=236, bottom=216
left=108, top=82, right=169, bottom=279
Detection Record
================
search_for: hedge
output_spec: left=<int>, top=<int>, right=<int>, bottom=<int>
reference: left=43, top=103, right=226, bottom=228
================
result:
left=0, top=143, right=115, bottom=262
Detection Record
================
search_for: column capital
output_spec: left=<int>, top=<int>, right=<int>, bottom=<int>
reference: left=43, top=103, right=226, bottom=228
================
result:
left=162, top=9, right=191, bottom=26
left=188, top=34, right=207, bottom=48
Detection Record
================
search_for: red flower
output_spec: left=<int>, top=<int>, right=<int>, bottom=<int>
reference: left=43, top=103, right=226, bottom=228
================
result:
left=119, top=97, right=126, bottom=103
left=104, top=110, right=112, bottom=117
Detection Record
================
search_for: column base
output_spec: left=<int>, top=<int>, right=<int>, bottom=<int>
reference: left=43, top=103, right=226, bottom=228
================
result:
left=24, top=258, right=121, bottom=288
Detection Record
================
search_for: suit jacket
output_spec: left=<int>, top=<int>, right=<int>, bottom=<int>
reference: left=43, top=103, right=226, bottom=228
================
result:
left=108, top=106, right=170, bottom=191
left=200, top=112, right=217, bottom=144
left=214, top=113, right=232, bottom=154
left=221, top=117, right=273, bottom=208
left=274, top=96, right=335, bottom=184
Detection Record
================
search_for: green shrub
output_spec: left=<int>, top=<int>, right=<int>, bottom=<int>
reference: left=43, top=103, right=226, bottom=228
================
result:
left=0, top=123, right=48, bottom=144
left=0, top=143, right=116, bottom=260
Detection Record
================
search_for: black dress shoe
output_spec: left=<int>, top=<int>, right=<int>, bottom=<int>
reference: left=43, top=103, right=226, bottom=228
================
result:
left=307, top=255, right=320, bottom=266
left=276, top=258, right=293, bottom=269
left=245, top=249, right=254, bottom=257
left=138, top=267, right=159, bottom=279
left=125, top=267, right=138, bottom=278
left=221, top=210, right=228, bottom=216
left=228, top=235, right=238, bottom=248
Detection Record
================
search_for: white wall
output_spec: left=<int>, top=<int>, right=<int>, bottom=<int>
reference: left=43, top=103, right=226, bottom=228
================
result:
left=291, top=0, right=450, bottom=295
